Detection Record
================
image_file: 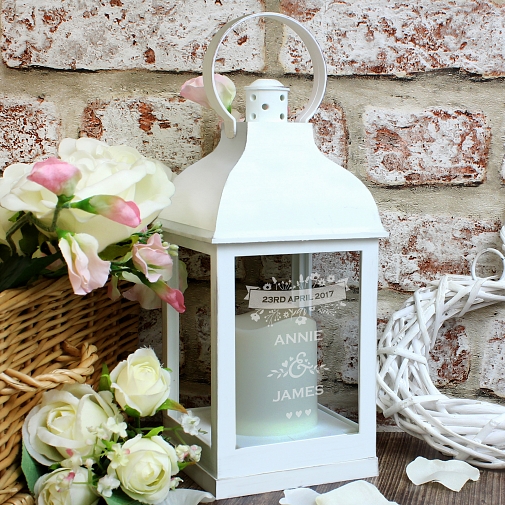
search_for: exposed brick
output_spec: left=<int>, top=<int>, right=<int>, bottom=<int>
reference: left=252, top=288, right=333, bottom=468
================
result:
left=379, top=212, right=501, bottom=291
left=313, top=251, right=360, bottom=290
left=291, top=102, right=348, bottom=167
left=428, top=319, right=471, bottom=386
left=0, top=98, right=60, bottom=171
left=480, top=319, right=505, bottom=397
left=81, top=97, right=203, bottom=174
left=2, top=0, right=265, bottom=71
left=365, top=108, right=490, bottom=186
left=280, top=0, right=505, bottom=77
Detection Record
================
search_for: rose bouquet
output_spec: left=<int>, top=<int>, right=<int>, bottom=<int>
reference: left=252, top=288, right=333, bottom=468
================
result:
left=22, top=347, right=209, bottom=505
left=0, top=137, right=185, bottom=312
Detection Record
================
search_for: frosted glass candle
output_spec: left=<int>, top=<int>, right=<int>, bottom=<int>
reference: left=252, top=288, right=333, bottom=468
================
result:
left=235, top=313, right=320, bottom=436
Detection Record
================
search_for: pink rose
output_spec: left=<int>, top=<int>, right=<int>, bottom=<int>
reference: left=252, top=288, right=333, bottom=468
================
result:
left=180, top=74, right=236, bottom=111
left=132, top=234, right=172, bottom=283
left=59, top=232, right=111, bottom=295
left=28, top=158, right=82, bottom=197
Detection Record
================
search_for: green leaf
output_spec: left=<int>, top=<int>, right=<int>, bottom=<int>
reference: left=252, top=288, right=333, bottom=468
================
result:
left=156, top=398, right=187, bottom=414
left=8, top=211, right=22, bottom=223
left=144, top=426, right=165, bottom=438
left=21, top=443, right=47, bottom=494
left=18, top=223, right=40, bottom=257
left=0, top=254, right=61, bottom=291
left=99, top=363, right=112, bottom=392
left=0, top=244, right=12, bottom=262
left=104, top=487, right=143, bottom=505
left=123, top=405, right=141, bottom=418
left=177, top=460, right=196, bottom=471
left=100, top=244, right=132, bottom=261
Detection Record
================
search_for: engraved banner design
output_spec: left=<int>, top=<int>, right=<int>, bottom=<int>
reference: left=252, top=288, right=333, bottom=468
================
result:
left=245, top=279, right=347, bottom=309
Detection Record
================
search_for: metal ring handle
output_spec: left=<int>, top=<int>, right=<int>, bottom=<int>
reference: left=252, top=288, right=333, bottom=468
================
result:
left=203, top=12, right=327, bottom=138
left=471, top=248, right=505, bottom=281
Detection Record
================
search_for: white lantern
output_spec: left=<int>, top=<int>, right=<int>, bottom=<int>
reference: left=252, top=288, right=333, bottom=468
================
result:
left=160, top=12, right=387, bottom=499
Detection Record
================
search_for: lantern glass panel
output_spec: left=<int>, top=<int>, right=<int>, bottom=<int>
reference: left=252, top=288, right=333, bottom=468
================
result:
left=235, top=251, right=360, bottom=448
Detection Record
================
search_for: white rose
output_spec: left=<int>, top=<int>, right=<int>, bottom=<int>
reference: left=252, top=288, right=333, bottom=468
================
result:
left=0, top=138, right=175, bottom=250
left=34, top=467, right=99, bottom=505
left=110, top=347, right=171, bottom=417
left=23, top=384, right=119, bottom=465
left=116, top=434, right=179, bottom=504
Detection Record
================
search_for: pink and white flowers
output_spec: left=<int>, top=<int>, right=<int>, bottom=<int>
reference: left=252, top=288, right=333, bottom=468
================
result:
left=0, top=138, right=185, bottom=312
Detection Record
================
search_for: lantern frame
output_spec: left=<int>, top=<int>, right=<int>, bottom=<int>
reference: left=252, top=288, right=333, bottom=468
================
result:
left=162, top=236, right=381, bottom=498
left=160, top=12, right=388, bottom=498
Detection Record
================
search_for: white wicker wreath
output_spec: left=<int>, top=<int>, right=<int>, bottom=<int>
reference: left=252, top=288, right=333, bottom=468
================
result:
left=377, top=232, right=505, bottom=469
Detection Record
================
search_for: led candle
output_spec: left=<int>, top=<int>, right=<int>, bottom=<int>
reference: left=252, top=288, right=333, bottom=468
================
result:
left=235, top=313, right=319, bottom=437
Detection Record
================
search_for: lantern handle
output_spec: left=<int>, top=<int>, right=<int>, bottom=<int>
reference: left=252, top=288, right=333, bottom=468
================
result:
left=203, top=12, right=327, bottom=139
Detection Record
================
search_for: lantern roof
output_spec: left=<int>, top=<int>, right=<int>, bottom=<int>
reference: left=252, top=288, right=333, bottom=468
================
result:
left=161, top=12, right=386, bottom=245
left=160, top=119, right=387, bottom=244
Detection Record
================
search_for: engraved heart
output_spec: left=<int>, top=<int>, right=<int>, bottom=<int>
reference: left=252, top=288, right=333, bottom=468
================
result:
left=286, top=412, right=292, bottom=419
left=296, top=410, right=302, bottom=417
left=282, top=361, right=288, bottom=368
left=305, top=409, right=311, bottom=416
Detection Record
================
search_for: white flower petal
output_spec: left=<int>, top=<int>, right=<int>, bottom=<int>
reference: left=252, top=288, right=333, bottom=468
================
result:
left=315, top=481, right=398, bottom=505
left=406, top=456, right=480, bottom=492
left=157, top=489, right=215, bottom=505
left=280, top=487, right=320, bottom=505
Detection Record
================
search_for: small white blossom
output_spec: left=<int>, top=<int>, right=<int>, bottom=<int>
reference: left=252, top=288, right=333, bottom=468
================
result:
left=105, top=416, right=128, bottom=438
left=84, top=458, right=95, bottom=469
left=189, top=445, right=202, bottom=462
left=181, top=411, right=200, bottom=436
left=97, top=474, right=121, bottom=497
left=175, top=444, right=190, bottom=462
left=170, top=477, right=183, bottom=490
left=60, top=454, right=83, bottom=471
left=106, top=443, right=130, bottom=469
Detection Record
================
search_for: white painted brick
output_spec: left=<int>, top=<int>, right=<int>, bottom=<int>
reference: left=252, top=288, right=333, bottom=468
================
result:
left=81, top=97, right=203, bottom=174
left=379, top=212, right=501, bottom=291
left=480, top=319, right=505, bottom=397
left=280, top=0, right=505, bottom=77
left=291, top=102, right=348, bottom=167
left=2, top=0, right=265, bottom=71
left=0, top=98, right=60, bottom=171
left=365, top=109, right=490, bottom=186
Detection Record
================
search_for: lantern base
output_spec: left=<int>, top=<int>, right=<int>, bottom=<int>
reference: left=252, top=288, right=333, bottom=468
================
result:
left=184, top=454, right=379, bottom=499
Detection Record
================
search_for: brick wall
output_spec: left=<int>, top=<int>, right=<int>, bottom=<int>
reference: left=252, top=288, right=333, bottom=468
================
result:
left=1, top=0, right=505, bottom=421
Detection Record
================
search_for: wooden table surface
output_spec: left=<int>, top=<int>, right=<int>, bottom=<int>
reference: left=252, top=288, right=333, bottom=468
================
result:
left=182, top=432, right=505, bottom=505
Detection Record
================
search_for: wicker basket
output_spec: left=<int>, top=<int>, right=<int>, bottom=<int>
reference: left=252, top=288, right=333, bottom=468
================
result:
left=0, top=276, right=140, bottom=504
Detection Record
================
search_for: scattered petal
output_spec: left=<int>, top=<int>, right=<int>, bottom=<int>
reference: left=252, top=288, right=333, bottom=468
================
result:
left=280, top=482, right=397, bottom=505
left=406, top=456, right=479, bottom=492
left=279, top=487, right=320, bottom=505
left=158, top=488, right=215, bottom=505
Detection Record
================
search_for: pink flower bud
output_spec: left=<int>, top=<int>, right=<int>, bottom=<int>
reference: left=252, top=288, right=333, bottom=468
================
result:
left=27, top=158, right=82, bottom=196
left=180, top=74, right=236, bottom=111
left=152, top=282, right=186, bottom=313
left=71, top=195, right=141, bottom=227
